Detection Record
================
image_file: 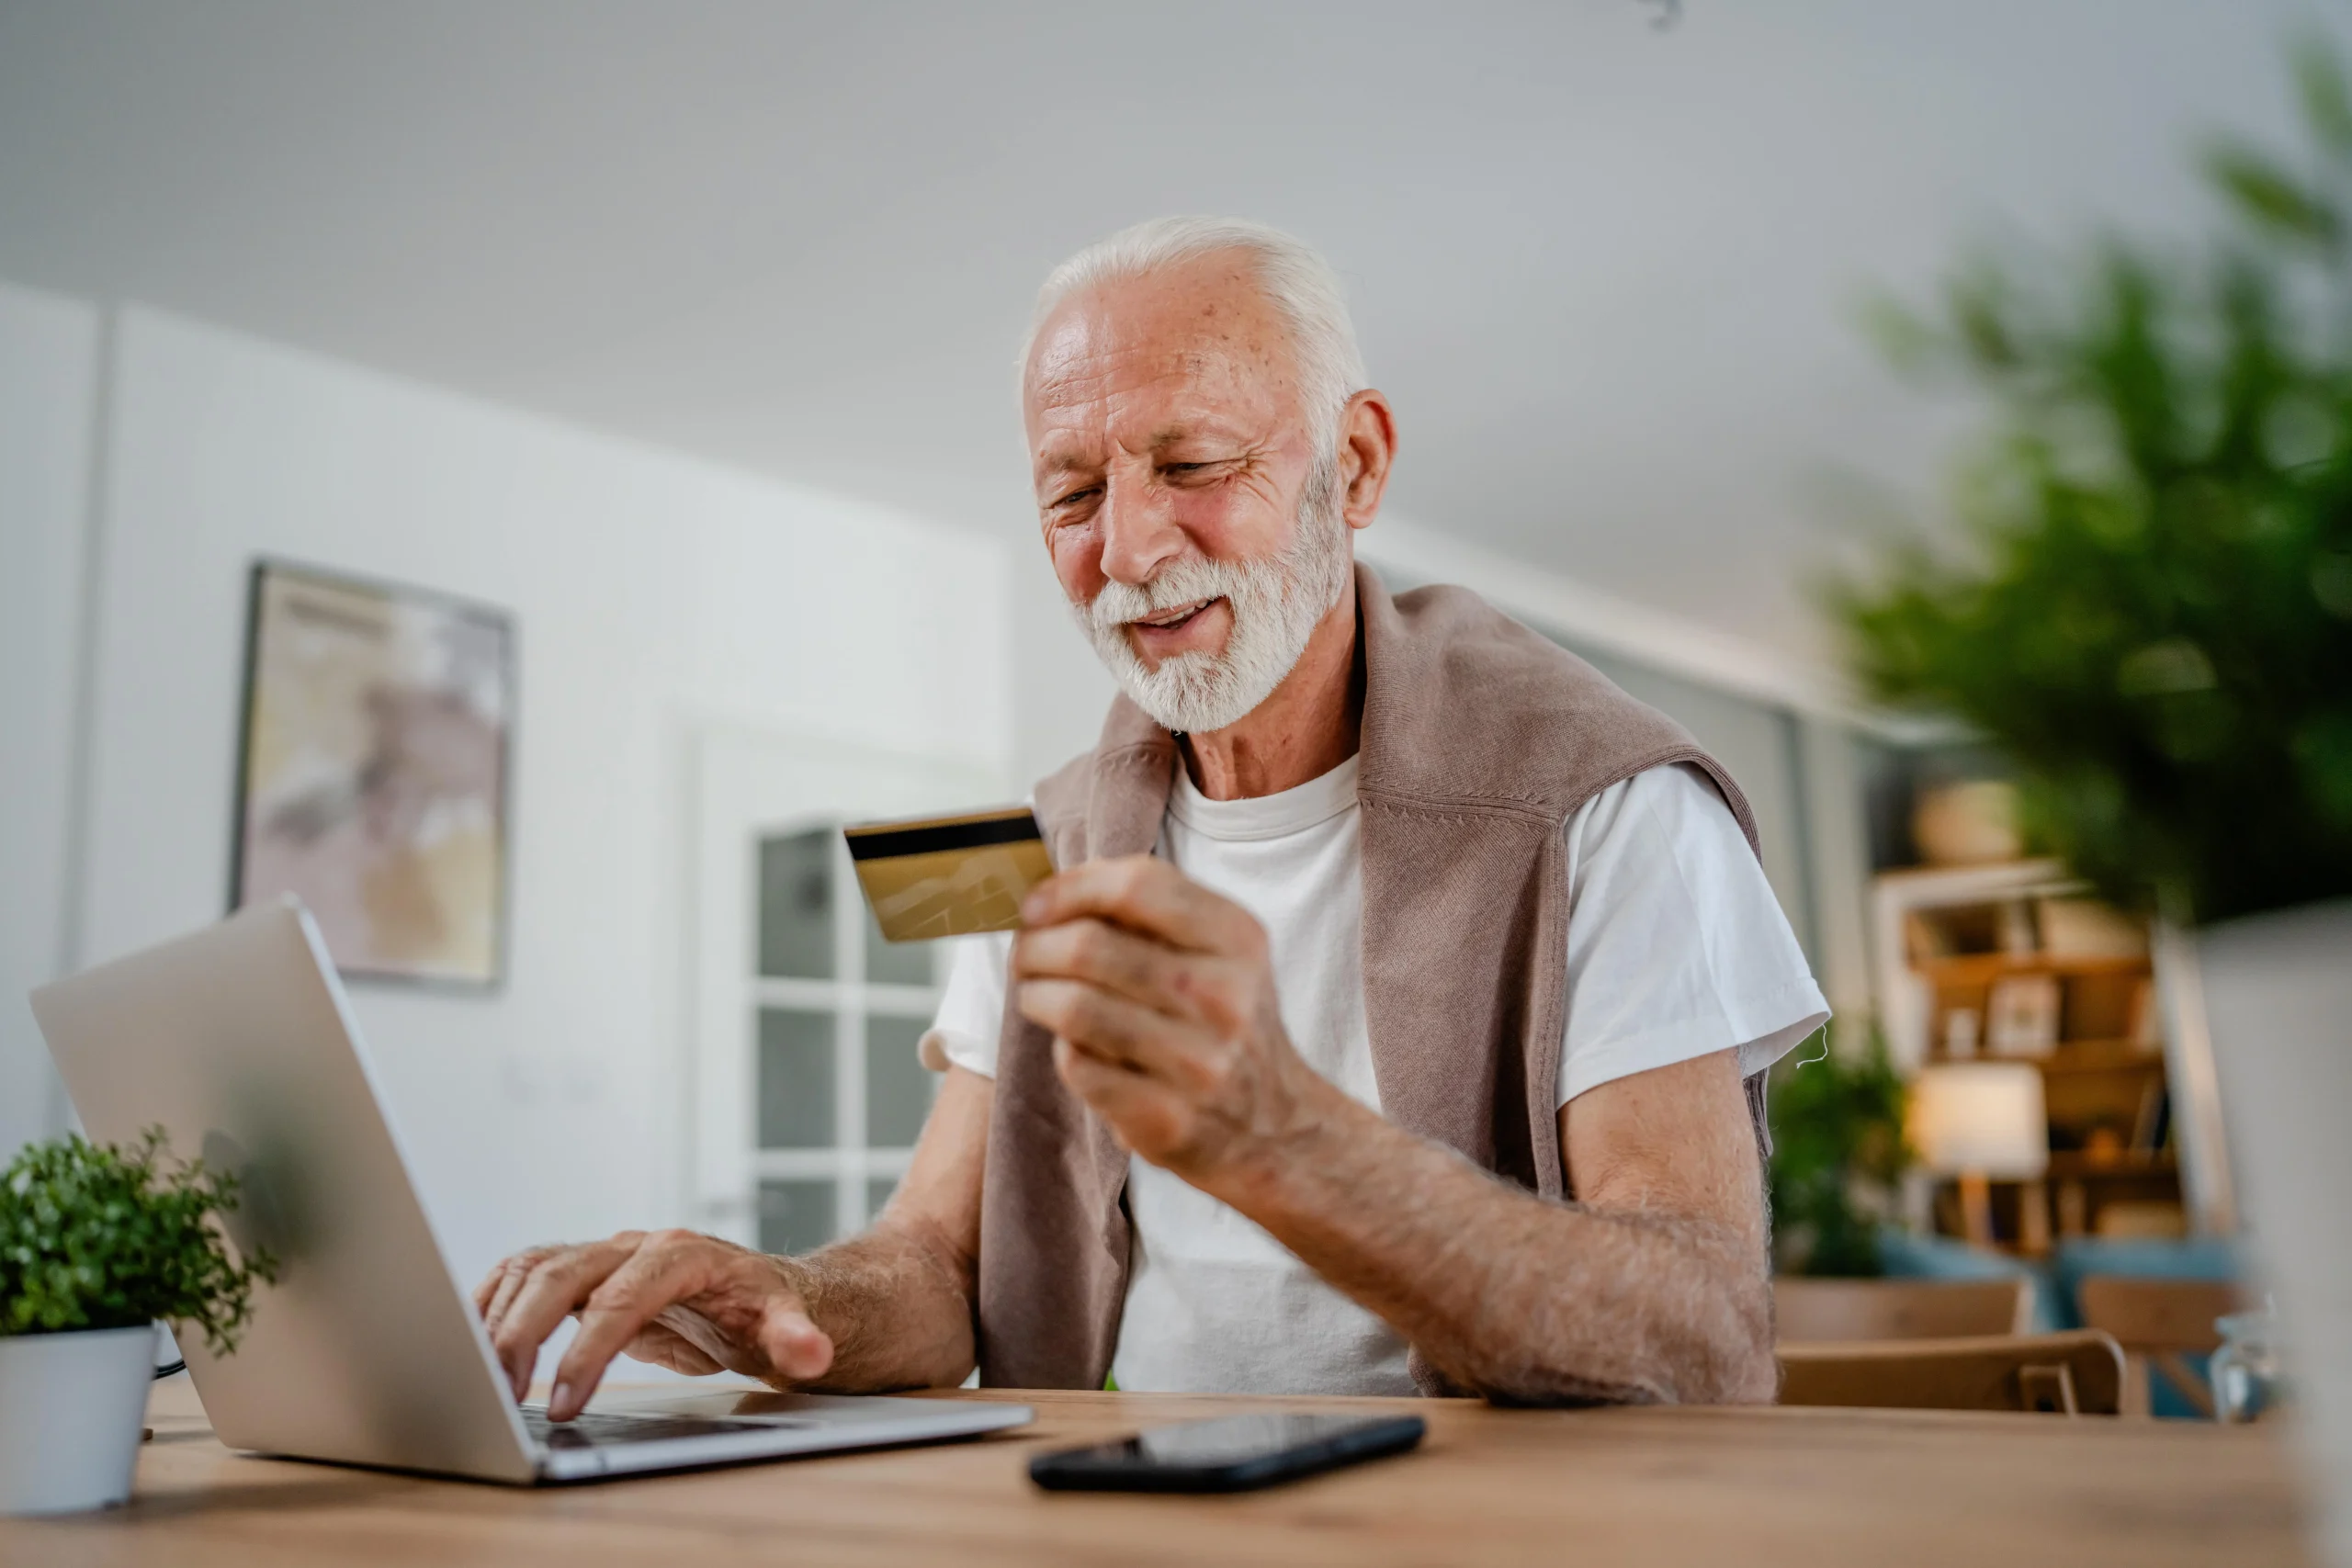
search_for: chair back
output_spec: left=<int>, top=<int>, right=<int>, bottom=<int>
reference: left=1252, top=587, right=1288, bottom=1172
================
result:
left=2075, top=1277, right=2243, bottom=1351
left=2075, top=1276, right=2247, bottom=1418
left=1773, top=1276, right=2033, bottom=1343
left=1777, top=1330, right=2126, bottom=1416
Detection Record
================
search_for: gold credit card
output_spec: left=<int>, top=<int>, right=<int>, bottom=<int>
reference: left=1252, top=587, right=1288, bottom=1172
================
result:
left=844, top=807, right=1055, bottom=942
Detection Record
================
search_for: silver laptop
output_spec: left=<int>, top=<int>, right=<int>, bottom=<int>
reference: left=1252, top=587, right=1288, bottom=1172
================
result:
left=28, top=897, right=1031, bottom=1483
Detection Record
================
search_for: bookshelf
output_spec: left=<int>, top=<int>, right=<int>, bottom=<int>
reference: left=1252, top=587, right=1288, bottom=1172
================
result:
left=1871, top=861, right=2233, bottom=1251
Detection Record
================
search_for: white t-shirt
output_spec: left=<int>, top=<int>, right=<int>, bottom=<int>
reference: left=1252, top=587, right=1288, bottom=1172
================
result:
left=923, top=757, right=1827, bottom=1396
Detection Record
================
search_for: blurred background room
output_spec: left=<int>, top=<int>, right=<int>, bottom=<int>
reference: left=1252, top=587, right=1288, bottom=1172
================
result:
left=3, top=0, right=2348, bottom=1529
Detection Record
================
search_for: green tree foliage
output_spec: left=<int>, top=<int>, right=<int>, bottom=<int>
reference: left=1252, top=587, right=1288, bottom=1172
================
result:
left=0, top=1129, right=277, bottom=1353
left=1829, top=40, right=2352, bottom=926
left=1770, top=1034, right=1911, bottom=1278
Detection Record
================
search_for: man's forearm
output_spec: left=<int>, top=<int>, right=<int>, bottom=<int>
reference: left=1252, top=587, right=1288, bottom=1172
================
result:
left=779, top=1215, right=977, bottom=1392
left=1205, top=1088, right=1775, bottom=1406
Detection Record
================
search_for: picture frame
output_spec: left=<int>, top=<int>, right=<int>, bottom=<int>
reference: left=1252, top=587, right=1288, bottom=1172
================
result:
left=1984, top=973, right=2063, bottom=1058
left=229, top=559, right=514, bottom=988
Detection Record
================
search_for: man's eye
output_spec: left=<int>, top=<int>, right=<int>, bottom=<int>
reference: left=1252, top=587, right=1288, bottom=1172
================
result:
left=1051, top=487, right=1100, bottom=510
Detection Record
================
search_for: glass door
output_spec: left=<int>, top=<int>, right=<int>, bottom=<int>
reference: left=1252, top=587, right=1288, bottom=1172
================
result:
left=690, top=728, right=1002, bottom=1250
left=750, top=825, right=944, bottom=1253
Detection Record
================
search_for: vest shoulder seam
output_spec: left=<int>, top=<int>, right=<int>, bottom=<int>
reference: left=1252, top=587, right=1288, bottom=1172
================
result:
left=1357, top=791, right=1562, bottom=827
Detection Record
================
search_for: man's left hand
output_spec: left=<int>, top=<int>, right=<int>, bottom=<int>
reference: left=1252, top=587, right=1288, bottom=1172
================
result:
left=1011, top=855, right=1334, bottom=1185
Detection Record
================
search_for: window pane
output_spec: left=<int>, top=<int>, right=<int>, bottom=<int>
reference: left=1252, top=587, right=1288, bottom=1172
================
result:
left=863, top=900, right=935, bottom=986
left=865, top=1176, right=898, bottom=1224
left=758, top=1009, right=835, bottom=1148
left=758, top=1179, right=836, bottom=1256
left=865, top=1013, right=935, bottom=1148
left=759, top=829, right=834, bottom=979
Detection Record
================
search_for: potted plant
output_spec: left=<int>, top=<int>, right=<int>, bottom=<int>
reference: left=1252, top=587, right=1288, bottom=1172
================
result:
left=0, top=1129, right=276, bottom=1515
left=1829, top=39, right=2352, bottom=1563
left=1769, top=1033, right=1911, bottom=1279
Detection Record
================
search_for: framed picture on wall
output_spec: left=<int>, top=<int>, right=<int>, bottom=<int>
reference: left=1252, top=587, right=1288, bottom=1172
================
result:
left=230, top=559, right=514, bottom=987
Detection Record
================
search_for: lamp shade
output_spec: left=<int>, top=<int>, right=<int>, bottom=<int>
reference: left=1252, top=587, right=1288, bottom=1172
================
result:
left=1910, top=1062, right=2049, bottom=1179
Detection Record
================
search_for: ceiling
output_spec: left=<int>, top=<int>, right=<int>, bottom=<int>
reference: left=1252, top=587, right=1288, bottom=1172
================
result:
left=0, top=0, right=2332, bottom=677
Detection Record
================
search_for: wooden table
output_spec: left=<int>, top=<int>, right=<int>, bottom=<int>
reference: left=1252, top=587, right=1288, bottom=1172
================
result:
left=1, top=1379, right=2311, bottom=1566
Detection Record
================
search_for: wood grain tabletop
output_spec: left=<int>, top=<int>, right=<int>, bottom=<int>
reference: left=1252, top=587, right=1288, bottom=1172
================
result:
left=0, top=1378, right=2311, bottom=1567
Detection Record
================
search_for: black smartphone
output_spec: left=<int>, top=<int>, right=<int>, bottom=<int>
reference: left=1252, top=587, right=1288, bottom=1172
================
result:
left=1027, top=1412, right=1426, bottom=1494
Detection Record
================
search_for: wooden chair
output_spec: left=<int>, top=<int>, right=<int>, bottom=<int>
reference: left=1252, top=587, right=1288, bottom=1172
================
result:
left=1777, top=1330, right=2126, bottom=1416
left=1773, top=1277, right=2035, bottom=1344
left=2075, top=1276, right=2246, bottom=1419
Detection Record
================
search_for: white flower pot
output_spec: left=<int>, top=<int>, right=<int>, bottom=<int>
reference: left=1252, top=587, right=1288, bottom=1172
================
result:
left=0, top=1325, right=156, bottom=1515
left=2199, top=898, right=2352, bottom=1568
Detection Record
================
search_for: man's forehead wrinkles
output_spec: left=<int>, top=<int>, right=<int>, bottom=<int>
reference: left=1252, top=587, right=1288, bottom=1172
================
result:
left=1038, top=345, right=1238, bottom=396
left=1022, top=279, right=1308, bottom=489
left=1032, top=405, right=1251, bottom=470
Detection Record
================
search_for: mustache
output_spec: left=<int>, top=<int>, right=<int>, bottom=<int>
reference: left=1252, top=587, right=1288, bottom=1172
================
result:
left=1085, top=555, right=1262, bottom=634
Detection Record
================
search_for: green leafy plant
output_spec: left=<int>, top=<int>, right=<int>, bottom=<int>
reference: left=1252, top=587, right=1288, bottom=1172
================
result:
left=0, top=1129, right=277, bottom=1354
left=1827, top=39, right=2352, bottom=926
left=1770, top=1032, right=1911, bottom=1277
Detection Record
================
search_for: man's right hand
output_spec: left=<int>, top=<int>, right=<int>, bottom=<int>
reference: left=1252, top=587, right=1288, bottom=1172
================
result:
left=472, top=1229, right=836, bottom=1421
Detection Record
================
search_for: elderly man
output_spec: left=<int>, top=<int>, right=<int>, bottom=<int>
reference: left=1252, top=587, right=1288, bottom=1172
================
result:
left=480, top=218, right=1826, bottom=1417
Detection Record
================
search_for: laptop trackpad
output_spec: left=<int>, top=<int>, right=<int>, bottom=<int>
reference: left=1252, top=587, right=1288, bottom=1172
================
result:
left=597, top=1387, right=922, bottom=1426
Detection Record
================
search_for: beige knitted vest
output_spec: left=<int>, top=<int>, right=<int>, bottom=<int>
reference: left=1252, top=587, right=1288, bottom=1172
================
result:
left=973, top=565, right=1765, bottom=1394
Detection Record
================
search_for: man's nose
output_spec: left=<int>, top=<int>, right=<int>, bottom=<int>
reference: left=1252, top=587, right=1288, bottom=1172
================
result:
left=1095, top=471, right=1186, bottom=587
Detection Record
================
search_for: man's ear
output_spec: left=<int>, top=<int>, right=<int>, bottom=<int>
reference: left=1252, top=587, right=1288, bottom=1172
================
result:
left=1338, top=389, right=1398, bottom=530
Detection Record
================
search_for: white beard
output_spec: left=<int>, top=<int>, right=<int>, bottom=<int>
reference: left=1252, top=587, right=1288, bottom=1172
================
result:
left=1079, top=458, right=1352, bottom=735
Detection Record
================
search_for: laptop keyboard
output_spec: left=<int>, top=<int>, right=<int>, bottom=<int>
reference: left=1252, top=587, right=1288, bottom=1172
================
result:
left=522, top=1408, right=786, bottom=1450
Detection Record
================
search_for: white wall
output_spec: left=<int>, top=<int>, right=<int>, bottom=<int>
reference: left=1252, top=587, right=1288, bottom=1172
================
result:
left=1799, top=719, right=1878, bottom=1044
left=1011, top=560, right=1117, bottom=786
left=0, top=280, right=98, bottom=1158
left=53, top=303, right=1012, bottom=1284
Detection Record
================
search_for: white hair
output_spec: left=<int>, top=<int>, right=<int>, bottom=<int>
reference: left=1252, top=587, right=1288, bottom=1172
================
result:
left=1023, top=215, right=1368, bottom=457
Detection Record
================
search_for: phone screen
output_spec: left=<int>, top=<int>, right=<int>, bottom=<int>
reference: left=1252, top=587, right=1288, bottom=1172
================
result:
left=1030, top=1412, right=1425, bottom=1492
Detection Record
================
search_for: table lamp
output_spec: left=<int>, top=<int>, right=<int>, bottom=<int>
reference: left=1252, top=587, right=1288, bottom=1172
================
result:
left=1910, top=1062, right=2051, bottom=1252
